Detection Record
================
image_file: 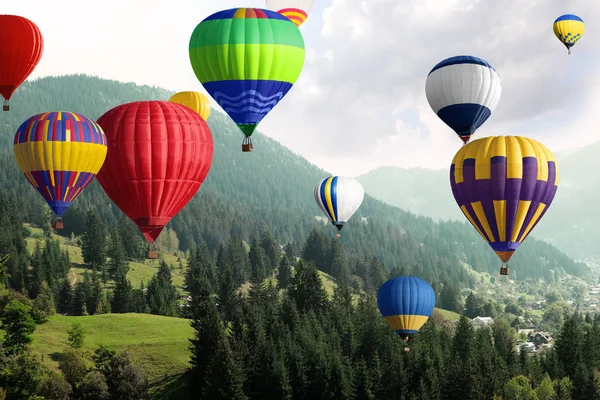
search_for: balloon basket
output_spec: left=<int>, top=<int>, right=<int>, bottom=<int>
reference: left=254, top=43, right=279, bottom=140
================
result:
left=335, top=233, right=341, bottom=238
left=242, top=137, right=253, bottom=152
left=54, top=218, right=64, bottom=230
left=147, top=250, right=158, bottom=259
left=2, top=101, right=8, bottom=112
left=500, top=266, right=509, bottom=276
left=403, top=347, right=410, bottom=352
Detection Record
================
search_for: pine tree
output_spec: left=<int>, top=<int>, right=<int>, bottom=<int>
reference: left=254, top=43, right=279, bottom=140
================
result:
left=189, top=261, right=247, bottom=399
left=301, top=229, right=329, bottom=271
left=289, top=260, right=327, bottom=315
left=107, top=229, right=128, bottom=279
left=555, top=314, right=582, bottom=377
left=80, top=210, right=107, bottom=267
left=328, top=239, right=351, bottom=281
left=185, top=243, right=216, bottom=296
left=276, top=253, right=292, bottom=291
left=439, top=281, right=463, bottom=313
left=260, top=229, right=280, bottom=273
left=146, top=261, right=178, bottom=316
left=111, top=275, right=133, bottom=314
left=118, top=215, right=145, bottom=260
left=553, top=376, right=573, bottom=400
left=58, top=278, right=73, bottom=314
left=249, top=238, right=267, bottom=283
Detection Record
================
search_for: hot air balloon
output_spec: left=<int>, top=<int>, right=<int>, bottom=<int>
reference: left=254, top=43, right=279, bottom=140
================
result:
left=96, top=101, right=214, bottom=259
left=266, top=0, right=314, bottom=27
left=13, top=112, right=108, bottom=229
left=450, top=136, right=559, bottom=276
left=425, top=55, right=501, bottom=144
left=553, top=14, right=585, bottom=55
left=169, top=91, right=211, bottom=121
left=189, top=8, right=305, bottom=152
left=377, top=276, right=436, bottom=349
left=314, top=176, right=364, bottom=238
left=0, top=15, right=44, bottom=111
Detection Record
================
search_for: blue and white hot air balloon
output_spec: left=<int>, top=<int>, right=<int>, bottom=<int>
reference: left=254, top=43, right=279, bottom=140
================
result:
left=425, top=55, right=502, bottom=144
left=314, top=176, right=364, bottom=238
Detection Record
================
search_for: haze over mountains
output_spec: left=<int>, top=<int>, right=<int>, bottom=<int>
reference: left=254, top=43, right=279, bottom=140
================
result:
left=357, top=142, right=600, bottom=260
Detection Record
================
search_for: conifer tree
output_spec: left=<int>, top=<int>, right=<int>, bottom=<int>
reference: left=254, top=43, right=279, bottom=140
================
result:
left=189, top=259, right=246, bottom=399
left=80, top=210, right=107, bottom=267
left=249, top=238, right=267, bottom=283
left=111, top=274, right=133, bottom=314
left=107, top=229, right=128, bottom=279
left=146, top=261, right=178, bottom=317
left=260, top=229, right=280, bottom=272
left=276, top=253, right=293, bottom=291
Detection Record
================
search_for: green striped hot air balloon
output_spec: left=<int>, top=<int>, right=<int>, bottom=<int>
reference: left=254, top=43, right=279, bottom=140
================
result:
left=189, top=7, right=305, bottom=152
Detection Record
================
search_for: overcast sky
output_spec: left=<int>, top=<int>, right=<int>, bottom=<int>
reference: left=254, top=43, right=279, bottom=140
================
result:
left=4, top=0, right=600, bottom=176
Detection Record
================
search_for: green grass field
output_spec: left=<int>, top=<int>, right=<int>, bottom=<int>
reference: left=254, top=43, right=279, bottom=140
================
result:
left=31, top=313, right=194, bottom=381
left=434, top=307, right=461, bottom=321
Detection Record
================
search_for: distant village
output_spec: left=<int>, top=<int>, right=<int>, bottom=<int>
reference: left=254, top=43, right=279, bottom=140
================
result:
left=468, top=279, right=600, bottom=356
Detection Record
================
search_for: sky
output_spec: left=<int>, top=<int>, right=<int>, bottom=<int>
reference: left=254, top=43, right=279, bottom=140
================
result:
left=4, top=0, right=600, bottom=176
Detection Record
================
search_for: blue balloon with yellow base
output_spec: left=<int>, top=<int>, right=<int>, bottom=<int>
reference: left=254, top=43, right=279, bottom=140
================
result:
left=377, top=276, right=436, bottom=347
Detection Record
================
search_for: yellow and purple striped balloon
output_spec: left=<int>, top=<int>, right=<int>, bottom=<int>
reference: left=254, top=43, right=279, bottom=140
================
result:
left=13, top=111, right=108, bottom=217
left=450, top=136, right=559, bottom=273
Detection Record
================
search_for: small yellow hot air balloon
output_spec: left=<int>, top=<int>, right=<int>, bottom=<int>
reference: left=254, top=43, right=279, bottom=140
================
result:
left=553, top=14, right=585, bottom=55
left=169, top=91, right=211, bottom=121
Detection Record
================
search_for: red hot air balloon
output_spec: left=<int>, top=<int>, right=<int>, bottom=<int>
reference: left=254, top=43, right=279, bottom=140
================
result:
left=0, top=15, right=44, bottom=111
left=96, top=101, right=214, bottom=258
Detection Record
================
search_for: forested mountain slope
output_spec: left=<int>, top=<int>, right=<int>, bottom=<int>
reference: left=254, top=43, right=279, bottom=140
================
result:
left=0, top=74, right=587, bottom=284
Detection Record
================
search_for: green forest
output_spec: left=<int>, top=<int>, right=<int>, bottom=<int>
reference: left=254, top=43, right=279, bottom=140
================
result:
left=0, top=75, right=595, bottom=399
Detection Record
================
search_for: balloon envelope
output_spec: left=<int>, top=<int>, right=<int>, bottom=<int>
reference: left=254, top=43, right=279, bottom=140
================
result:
left=314, top=176, right=364, bottom=231
left=266, top=0, right=314, bottom=26
left=425, top=55, right=501, bottom=144
left=553, top=14, right=584, bottom=54
left=450, top=136, right=559, bottom=264
left=13, top=111, right=107, bottom=216
left=169, top=91, right=211, bottom=121
left=377, top=276, right=436, bottom=337
left=189, top=8, right=305, bottom=144
left=96, top=101, right=214, bottom=242
left=0, top=15, right=44, bottom=109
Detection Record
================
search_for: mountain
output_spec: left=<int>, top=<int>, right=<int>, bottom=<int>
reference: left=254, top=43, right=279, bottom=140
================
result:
left=0, top=74, right=588, bottom=285
left=357, top=143, right=600, bottom=260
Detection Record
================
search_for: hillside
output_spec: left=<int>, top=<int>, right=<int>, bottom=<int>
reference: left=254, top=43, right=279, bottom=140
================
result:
left=357, top=144, right=600, bottom=260
left=0, top=74, right=588, bottom=285
left=31, top=313, right=193, bottom=380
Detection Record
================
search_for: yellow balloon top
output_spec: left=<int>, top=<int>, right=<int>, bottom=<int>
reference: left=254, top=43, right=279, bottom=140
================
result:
left=169, top=91, right=211, bottom=121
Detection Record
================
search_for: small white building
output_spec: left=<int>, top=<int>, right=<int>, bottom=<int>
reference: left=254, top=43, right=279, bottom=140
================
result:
left=471, top=317, right=494, bottom=328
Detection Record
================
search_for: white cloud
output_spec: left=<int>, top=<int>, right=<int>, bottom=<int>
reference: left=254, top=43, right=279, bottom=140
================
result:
left=260, top=0, right=600, bottom=176
left=5, top=0, right=600, bottom=176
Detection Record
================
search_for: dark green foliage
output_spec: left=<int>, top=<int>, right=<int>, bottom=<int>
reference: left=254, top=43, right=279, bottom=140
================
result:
left=80, top=210, right=107, bottom=267
left=104, top=352, right=149, bottom=400
left=67, top=322, right=86, bottom=349
left=146, top=261, right=178, bottom=317
left=0, top=300, right=36, bottom=354
left=111, top=275, right=133, bottom=314
left=276, top=253, right=293, bottom=291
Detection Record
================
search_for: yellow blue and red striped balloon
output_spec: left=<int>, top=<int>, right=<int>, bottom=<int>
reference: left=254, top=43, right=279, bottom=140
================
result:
left=13, top=111, right=108, bottom=217
left=450, top=136, right=559, bottom=273
left=553, top=14, right=585, bottom=55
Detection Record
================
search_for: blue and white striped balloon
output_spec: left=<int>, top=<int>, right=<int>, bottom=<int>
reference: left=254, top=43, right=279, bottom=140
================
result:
left=425, top=55, right=501, bottom=144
